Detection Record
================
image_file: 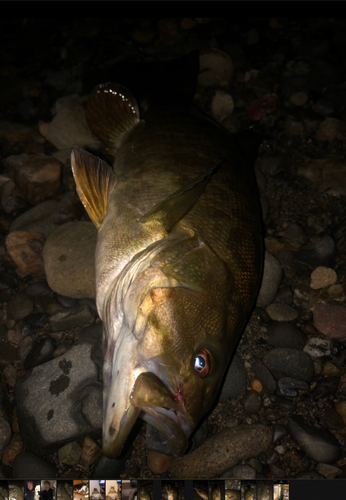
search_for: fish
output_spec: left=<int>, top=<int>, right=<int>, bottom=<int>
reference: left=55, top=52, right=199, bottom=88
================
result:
left=138, top=488, right=151, bottom=500
left=225, top=491, right=240, bottom=500
left=194, top=487, right=208, bottom=500
left=71, top=74, right=263, bottom=459
left=164, top=485, right=178, bottom=500
left=9, top=485, right=23, bottom=500
left=210, top=486, right=221, bottom=500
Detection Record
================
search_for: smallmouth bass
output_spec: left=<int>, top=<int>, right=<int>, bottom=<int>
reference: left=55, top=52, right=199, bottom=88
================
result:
left=71, top=76, right=263, bottom=458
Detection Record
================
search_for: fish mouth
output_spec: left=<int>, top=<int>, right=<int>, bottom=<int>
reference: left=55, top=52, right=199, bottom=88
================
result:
left=102, top=367, right=192, bottom=458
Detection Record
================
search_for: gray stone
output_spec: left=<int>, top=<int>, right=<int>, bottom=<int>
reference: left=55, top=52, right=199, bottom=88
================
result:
left=10, top=200, right=60, bottom=238
left=220, top=353, right=247, bottom=401
left=257, top=252, right=282, bottom=308
left=241, top=390, right=262, bottom=415
left=267, top=321, right=307, bottom=350
left=12, top=451, right=58, bottom=478
left=48, top=304, right=95, bottom=331
left=15, top=343, right=102, bottom=455
left=58, top=442, right=82, bottom=466
left=7, top=292, right=34, bottom=322
left=303, top=337, right=333, bottom=358
left=253, top=358, right=277, bottom=393
left=43, top=221, right=97, bottom=299
left=266, top=303, right=298, bottom=321
left=262, top=348, right=314, bottom=382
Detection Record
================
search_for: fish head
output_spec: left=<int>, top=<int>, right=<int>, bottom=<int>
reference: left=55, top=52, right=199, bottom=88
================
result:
left=102, top=236, right=234, bottom=458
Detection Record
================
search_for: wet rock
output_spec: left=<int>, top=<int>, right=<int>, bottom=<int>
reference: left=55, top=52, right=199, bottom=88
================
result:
left=43, top=221, right=97, bottom=299
left=324, top=408, right=345, bottom=431
left=288, top=415, right=340, bottom=464
left=262, top=348, right=314, bottom=382
left=40, top=95, right=100, bottom=150
left=241, top=390, right=262, bottom=415
left=303, top=337, right=332, bottom=358
left=5, top=154, right=62, bottom=203
left=170, top=424, right=272, bottom=479
left=49, top=304, right=95, bottom=331
left=198, top=49, right=233, bottom=87
left=15, top=343, right=102, bottom=455
left=23, top=337, right=56, bottom=369
left=6, top=231, right=45, bottom=277
left=147, top=450, right=173, bottom=475
left=220, top=353, right=247, bottom=401
left=313, top=304, right=346, bottom=339
left=81, top=436, right=102, bottom=467
left=58, top=442, right=82, bottom=466
left=12, top=451, right=58, bottom=478
left=267, top=321, right=307, bottom=350
left=211, top=90, right=234, bottom=123
left=266, top=303, right=298, bottom=321
left=7, top=292, right=34, bottom=322
left=298, top=158, right=346, bottom=197
left=253, top=358, right=277, bottom=393
left=311, top=377, right=338, bottom=400
left=256, top=252, right=282, bottom=308
left=310, top=266, right=337, bottom=289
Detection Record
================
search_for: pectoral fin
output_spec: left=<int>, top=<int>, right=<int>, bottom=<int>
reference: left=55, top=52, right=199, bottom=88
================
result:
left=71, top=148, right=117, bottom=229
left=86, top=83, right=141, bottom=153
left=141, top=159, right=224, bottom=232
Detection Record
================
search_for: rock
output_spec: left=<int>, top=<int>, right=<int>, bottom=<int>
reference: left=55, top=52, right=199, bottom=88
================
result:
left=253, top=358, right=277, bottom=393
left=313, top=304, right=346, bottom=339
left=12, top=451, right=58, bottom=478
left=198, top=49, right=233, bottom=87
left=298, top=158, right=346, bottom=197
left=6, top=231, right=45, bottom=277
left=170, top=424, right=272, bottom=479
left=1, top=434, right=24, bottom=466
left=266, top=303, right=298, bottom=321
left=303, top=337, right=332, bottom=358
left=0, top=418, right=12, bottom=459
left=48, top=304, right=95, bottom=331
left=43, top=221, right=97, bottom=299
left=147, top=450, right=173, bottom=475
left=9, top=200, right=60, bottom=238
left=7, top=292, right=34, bottom=322
left=277, top=377, right=309, bottom=397
left=324, top=408, right=345, bottom=431
left=211, top=90, right=234, bottom=123
left=23, top=337, right=56, bottom=369
left=322, top=361, right=341, bottom=377
left=281, top=224, right=308, bottom=248
left=335, top=401, right=346, bottom=427
left=3, top=364, right=17, bottom=387
left=241, top=390, right=262, bottom=415
left=251, top=380, right=263, bottom=393
left=220, top=353, right=247, bottom=401
left=5, top=154, right=62, bottom=203
left=146, top=424, right=179, bottom=457
left=316, top=118, right=346, bottom=142
left=246, top=94, right=280, bottom=121
left=267, top=321, right=307, bottom=350
left=223, top=464, right=257, bottom=480
left=25, top=280, right=51, bottom=297
left=311, top=377, right=338, bottom=400
left=256, top=252, right=282, bottom=308
left=81, top=436, right=102, bottom=467
left=289, top=91, right=308, bottom=106
left=41, top=95, right=100, bottom=150
left=58, top=442, right=82, bottom=466
left=78, top=323, right=103, bottom=345
left=288, top=416, right=340, bottom=464
left=15, top=343, right=102, bottom=455
left=262, top=348, right=314, bottom=382
left=273, top=424, right=289, bottom=445
left=91, top=449, right=132, bottom=479
left=315, top=463, right=341, bottom=478
left=310, top=266, right=337, bottom=289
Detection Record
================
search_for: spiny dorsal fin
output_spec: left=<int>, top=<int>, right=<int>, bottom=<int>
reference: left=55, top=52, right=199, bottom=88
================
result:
left=141, top=159, right=224, bottom=232
left=71, top=148, right=117, bottom=230
left=86, top=83, right=140, bottom=154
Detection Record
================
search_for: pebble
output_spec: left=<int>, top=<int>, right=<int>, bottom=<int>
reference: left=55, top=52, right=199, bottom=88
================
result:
left=41, top=95, right=101, bottom=150
left=246, top=94, right=280, bottom=121
left=316, top=117, right=346, bottom=142
left=0, top=338, right=17, bottom=370
left=327, top=284, right=345, bottom=302
left=3, top=364, right=17, bottom=387
left=43, top=221, right=97, bottom=299
left=25, top=280, right=51, bottom=297
left=322, top=361, right=341, bottom=377
left=316, top=462, right=342, bottom=478
left=147, top=450, right=173, bottom=475
left=277, top=250, right=298, bottom=279
left=23, top=337, right=56, bottom=369
left=12, top=451, right=58, bottom=478
left=311, top=377, right=338, bottom=401
left=262, top=348, right=314, bottom=382
left=15, top=343, right=102, bottom=455
left=267, top=321, right=307, bottom=350
left=281, top=223, right=308, bottom=248
left=17, top=336, right=33, bottom=364
left=313, top=304, right=346, bottom=339
left=81, top=436, right=102, bottom=467
left=6, top=231, right=45, bottom=277
left=241, top=390, right=262, bottom=415
left=335, top=401, right=346, bottom=426
left=58, top=441, right=82, bottom=466
left=5, top=154, right=62, bottom=203
left=7, top=292, right=34, bottom=322
left=211, top=90, right=234, bottom=123
left=277, top=377, right=309, bottom=395
left=303, top=337, right=332, bottom=358
left=220, top=353, right=247, bottom=401
left=48, top=304, right=95, bottom=331
left=310, top=266, right=337, bottom=289
left=252, top=358, right=277, bottom=393
left=256, top=252, right=282, bottom=308
left=53, top=293, right=78, bottom=309
left=266, top=303, right=298, bottom=321
left=288, top=415, right=340, bottom=464
left=1, top=434, right=24, bottom=466
left=324, top=408, right=345, bottom=431
left=289, top=91, right=308, bottom=106
left=274, top=285, right=293, bottom=305
left=9, top=200, right=60, bottom=238
left=198, top=49, right=233, bottom=87
left=251, top=380, right=262, bottom=393
left=170, top=424, right=272, bottom=479
left=222, top=464, right=257, bottom=480
left=0, top=418, right=12, bottom=459
left=273, top=424, right=289, bottom=445
left=298, top=158, right=346, bottom=197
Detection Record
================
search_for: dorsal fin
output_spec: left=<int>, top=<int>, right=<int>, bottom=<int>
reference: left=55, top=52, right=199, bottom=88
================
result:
left=140, top=159, right=224, bottom=232
left=71, top=148, right=117, bottom=230
left=86, top=83, right=140, bottom=154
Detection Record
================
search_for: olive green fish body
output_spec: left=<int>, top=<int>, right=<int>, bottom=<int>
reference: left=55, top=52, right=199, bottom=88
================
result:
left=72, top=81, right=263, bottom=458
left=165, top=485, right=178, bottom=500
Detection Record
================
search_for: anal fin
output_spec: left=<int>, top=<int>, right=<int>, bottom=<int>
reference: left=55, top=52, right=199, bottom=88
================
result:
left=71, top=148, right=117, bottom=230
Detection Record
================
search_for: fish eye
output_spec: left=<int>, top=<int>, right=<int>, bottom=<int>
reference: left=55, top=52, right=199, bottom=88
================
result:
left=194, top=348, right=211, bottom=377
